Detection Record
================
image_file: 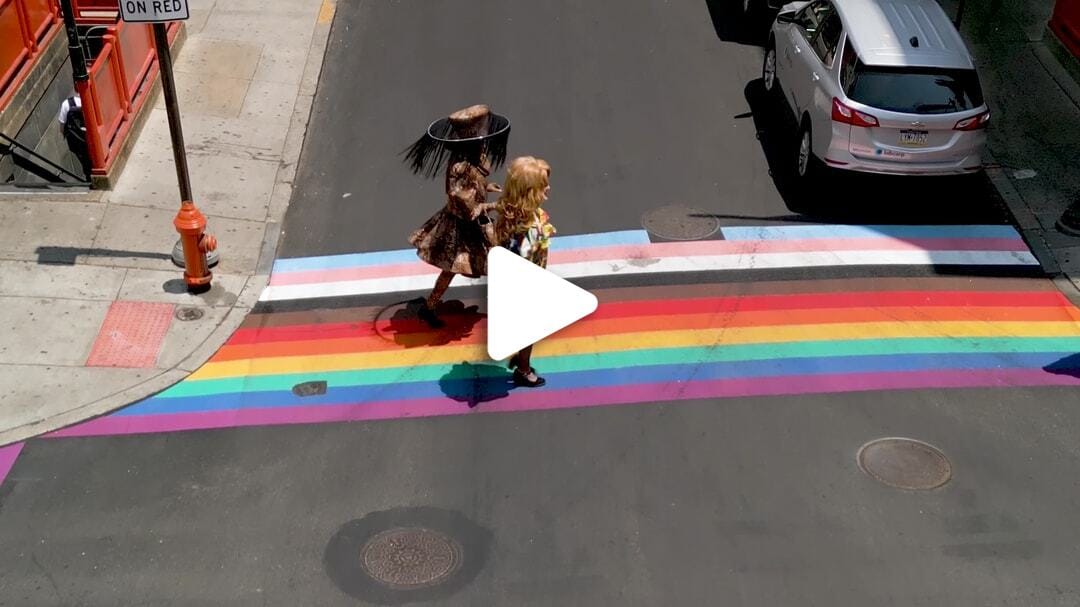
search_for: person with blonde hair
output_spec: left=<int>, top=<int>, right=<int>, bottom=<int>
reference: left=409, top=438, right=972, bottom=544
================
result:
left=496, top=156, right=555, bottom=388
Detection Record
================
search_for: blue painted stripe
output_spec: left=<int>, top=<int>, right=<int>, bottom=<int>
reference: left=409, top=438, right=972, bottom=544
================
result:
left=271, top=230, right=652, bottom=273
left=720, top=225, right=1022, bottom=241
left=120, top=351, right=1074, bottom=416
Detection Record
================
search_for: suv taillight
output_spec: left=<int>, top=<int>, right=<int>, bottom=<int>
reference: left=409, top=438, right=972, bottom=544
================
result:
left=831, top=98, right=879, bottom=128
left=954, top=110, right=990, bottom=131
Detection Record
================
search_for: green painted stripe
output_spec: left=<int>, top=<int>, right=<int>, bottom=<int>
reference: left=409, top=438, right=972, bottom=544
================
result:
left=159, top=336, right=1080, bottom=399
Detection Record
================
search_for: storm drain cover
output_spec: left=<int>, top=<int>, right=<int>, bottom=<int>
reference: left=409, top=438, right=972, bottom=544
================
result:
left=858, top=437, right=952, bottom=490
left=324, top=506, right=492, bottom=605
left=641, top=205, right=720, bottom=240
left=174, top=306, right=204, bottom=321
left=360, top=527, right=463, bottom=589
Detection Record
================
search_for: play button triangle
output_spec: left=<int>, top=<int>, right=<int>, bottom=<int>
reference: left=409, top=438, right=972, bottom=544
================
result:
left=487, top=246, right=598, bottom=361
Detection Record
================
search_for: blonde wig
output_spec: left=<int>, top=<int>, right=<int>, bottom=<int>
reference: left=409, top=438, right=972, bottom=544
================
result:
left=496, top=156, right=551, bottom=242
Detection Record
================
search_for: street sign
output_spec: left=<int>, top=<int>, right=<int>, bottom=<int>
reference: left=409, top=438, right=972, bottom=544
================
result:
left=119, top=0, right=189, bottom=22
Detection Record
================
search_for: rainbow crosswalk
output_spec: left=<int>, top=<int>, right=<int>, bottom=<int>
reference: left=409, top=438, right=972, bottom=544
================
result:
left=42, top=224, right=1080, bottom=440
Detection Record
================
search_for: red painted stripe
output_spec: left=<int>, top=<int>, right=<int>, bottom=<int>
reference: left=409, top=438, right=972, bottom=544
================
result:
left=227, top=290, right=1072, bottom=345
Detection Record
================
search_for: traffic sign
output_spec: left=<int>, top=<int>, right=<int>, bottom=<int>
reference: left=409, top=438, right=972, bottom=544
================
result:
left=119, top=0, right=189, bottom=22
left=486, top=247, right=598, bottom=361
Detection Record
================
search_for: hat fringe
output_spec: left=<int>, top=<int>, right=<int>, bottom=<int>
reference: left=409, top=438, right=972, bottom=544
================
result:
left=402, top=115, right=511, bottom=179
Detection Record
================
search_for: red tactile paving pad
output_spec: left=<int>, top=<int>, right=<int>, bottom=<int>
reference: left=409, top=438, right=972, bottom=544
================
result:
left=86, top=301, right=175, bottom=368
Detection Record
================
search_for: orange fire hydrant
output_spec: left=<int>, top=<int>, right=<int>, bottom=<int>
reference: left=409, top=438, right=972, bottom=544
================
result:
left=174, top=201, right=216, bottom=293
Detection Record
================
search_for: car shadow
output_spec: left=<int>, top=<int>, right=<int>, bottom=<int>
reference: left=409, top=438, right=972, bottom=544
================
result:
left=704, top=0, right=777, bottom=47
left=742, top=78, right=1014, bottom=225
left=438, top=362, right=515, bottom=409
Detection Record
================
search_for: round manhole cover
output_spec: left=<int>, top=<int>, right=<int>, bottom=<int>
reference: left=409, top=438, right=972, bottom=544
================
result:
left=641, top=205, right=720, bottom=241
left=324, top=506, right=492, bottom=605
left=858, top=437, right=952, bottom=490
left=360, top=527, right=463, bottom=590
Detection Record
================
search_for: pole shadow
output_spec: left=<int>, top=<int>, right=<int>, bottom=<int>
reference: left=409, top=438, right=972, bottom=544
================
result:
left=438, top=362, right=515, bottom=409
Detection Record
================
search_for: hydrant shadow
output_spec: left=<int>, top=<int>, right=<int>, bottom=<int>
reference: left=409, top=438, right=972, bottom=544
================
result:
left=438, top=362, right=514, bottom=409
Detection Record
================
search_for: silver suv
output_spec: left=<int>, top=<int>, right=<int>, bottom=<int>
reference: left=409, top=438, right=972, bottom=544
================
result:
left=763, top=0, right=990, bottom=179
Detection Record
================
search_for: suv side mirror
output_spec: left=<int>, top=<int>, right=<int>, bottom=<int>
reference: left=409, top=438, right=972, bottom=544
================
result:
left=776, top=12, right=796, bottom=24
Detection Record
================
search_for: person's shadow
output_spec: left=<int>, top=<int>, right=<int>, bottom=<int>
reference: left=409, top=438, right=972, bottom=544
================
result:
left=438, top=362, right=515, bottom=409
left=1044, top=353, right=1080, bottom=379
left=379, top=298, right=484, bottom=348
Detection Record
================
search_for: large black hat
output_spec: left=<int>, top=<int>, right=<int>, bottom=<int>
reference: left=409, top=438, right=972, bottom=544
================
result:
left=403, top=104, right=511, bottom=178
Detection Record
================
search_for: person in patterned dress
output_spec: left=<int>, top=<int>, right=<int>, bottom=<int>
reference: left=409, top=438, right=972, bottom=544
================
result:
left=403, top=105, right=511, bottom=327
left=495, top=156, right=555, bottom=388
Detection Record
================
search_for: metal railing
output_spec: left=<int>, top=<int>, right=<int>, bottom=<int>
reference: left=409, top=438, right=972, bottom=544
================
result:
left=0, top=0, right=62, bottom=111
left=0, top=131, right=89, bottom=184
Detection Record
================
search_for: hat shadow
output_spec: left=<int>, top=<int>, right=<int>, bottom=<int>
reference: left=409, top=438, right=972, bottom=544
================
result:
left=382, top=298, right=484, bottom=348
left=1044, top=353, right=1080, bottom=379
left=438, top=362, right=514, bottom=409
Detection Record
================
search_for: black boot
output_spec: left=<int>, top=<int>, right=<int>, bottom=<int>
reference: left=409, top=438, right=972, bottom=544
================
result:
left=417, top=304, right=445, bottom=328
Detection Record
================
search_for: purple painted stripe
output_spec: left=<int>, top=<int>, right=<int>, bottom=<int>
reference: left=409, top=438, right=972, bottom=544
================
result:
left=47, top=368, right=1080, bottom=439
left=0, top=442, right=25, bottom=486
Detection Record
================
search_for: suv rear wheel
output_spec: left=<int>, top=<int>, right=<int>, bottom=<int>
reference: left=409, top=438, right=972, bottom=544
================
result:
left=763, top=39, right=778, bottom=95
left=795, top=119, right=820, bottom=181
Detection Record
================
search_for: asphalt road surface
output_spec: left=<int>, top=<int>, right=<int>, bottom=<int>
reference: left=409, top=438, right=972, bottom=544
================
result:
left=3, top=2, right=1080, bottom=606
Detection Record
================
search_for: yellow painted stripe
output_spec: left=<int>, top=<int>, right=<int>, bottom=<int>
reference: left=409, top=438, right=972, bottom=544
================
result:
left=189, top=321, right=1080, bottom=380
left=317, top=0, right=336, bottom=24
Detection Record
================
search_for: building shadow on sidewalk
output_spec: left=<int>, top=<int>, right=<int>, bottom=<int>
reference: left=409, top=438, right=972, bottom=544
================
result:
left=378, top=298, right=484, bottom=349
left=438, top=362, right=514, bottom=409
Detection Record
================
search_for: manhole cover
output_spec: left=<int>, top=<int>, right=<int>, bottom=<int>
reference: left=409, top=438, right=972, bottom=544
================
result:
left=174, top=306, right=204, bottom=321
left=360, top=527, right=463, bottom=590
left=858, top=437, right=952, bottom=490
left=641, top=205, right=720, bottom=240
left=324, top=507, right=492, bottom=605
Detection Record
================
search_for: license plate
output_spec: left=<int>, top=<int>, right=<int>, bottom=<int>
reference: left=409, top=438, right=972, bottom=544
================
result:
left=899, top=130, right=929, bottom=147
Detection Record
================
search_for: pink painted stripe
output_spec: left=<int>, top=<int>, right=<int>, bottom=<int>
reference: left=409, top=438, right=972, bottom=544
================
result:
left=269, top=238, right=1030, bottom=286
left=47, top=368, right=1078, bottom=439
left=0, top=442, right=25, bottom=486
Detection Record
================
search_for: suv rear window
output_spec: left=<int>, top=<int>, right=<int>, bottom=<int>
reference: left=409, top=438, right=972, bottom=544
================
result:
left=843, top=62, right=984, bottom=115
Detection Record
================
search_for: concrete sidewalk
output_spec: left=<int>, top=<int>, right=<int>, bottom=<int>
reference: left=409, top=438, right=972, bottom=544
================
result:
left=0, top=0, right=334, bottom=446
left=940, top=0, right=1080, bottom=294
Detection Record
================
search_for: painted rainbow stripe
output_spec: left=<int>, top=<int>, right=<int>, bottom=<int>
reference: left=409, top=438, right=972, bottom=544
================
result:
left=260, top=226, right=1038, bottom=301
left=33, top=225, right=1080, bottom=441
left=49, top=282, right=1080, bottom=438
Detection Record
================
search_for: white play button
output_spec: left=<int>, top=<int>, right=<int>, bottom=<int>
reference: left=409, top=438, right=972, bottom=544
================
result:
left=487, top=246, right=599, bottom=361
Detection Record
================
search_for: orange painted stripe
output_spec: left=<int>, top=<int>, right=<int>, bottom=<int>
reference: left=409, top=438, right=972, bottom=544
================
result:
left=211, top=305, right=1080, bottom=361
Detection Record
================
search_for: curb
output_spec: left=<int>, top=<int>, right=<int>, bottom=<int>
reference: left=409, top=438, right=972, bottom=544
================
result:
left=0, top=9, right=336, bottom=448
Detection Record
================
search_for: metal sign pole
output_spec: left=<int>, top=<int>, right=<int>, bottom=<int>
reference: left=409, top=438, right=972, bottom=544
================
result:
left=152, top=23, right=192, bottom=201
left=151, top=22, right=216, bottom=292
